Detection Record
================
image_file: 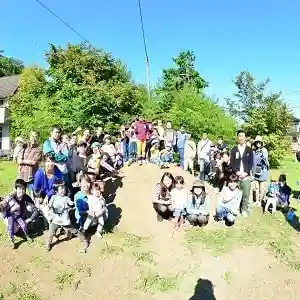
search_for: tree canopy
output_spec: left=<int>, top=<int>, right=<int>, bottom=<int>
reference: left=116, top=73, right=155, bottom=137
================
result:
left=9, top=44, right=147, bottom=140
left=226, top=70, right=293, bottom=166
left=0, top=54, right=24, bottom=77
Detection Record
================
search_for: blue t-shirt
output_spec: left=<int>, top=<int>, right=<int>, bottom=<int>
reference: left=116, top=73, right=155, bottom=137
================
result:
left=74, top=191, right=89, bottom=224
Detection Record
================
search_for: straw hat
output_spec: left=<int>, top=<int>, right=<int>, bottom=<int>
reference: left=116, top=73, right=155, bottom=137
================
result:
left=254, top=135, right=263, bottom=145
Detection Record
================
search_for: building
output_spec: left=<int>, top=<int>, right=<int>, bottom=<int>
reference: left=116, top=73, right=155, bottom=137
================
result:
left=0, top=75, right=20, bottom=150
left=291, top=116, right=300, bottom=135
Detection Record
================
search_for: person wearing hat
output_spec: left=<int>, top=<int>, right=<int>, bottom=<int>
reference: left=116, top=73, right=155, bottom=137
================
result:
left=186, top=180, right=210, bottom=227
left=101, top=135, right=117, bottom=163
left=252, top=135, right=269, bottom=206
left=85, top=142, right=102, bottom=181
left=149, top=139, right=161, bottom=165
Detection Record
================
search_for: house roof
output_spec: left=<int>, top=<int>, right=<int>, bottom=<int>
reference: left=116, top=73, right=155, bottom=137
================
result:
left=0, top=75, right=20, bottom=99
left=293, top=116, right=300, bottom=123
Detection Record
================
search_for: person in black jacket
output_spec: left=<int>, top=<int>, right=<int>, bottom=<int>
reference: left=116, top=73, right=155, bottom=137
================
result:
left=230, top=130, right=254, bottom=217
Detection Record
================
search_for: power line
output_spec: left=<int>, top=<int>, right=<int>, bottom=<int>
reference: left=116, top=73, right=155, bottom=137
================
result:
left=34, top=0, right=91, bottom=45
left=137, top=0, right=151, bottom=95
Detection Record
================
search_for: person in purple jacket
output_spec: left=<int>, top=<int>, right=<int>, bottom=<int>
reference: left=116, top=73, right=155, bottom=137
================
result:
left=33, top=153, right=63, bottom=202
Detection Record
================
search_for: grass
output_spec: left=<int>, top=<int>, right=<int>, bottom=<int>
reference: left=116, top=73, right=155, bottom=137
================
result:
left=136, top=270, right=179, bottom=294
left=3, top=282, right=44, bottom=300
left=54, top=270, right=75, bottom=290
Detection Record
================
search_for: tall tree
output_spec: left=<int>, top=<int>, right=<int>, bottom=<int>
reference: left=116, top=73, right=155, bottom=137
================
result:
left=0, top=54, right=24, bottom=77
left=226, top=70, right=293, bottom=166
left=161, top=50, right=208, bottom=93
left=9, top=43, right=147, bottom=140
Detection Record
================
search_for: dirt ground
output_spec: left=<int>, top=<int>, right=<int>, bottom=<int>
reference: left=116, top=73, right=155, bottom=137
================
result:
left=0, top=163, right=300, bottom=300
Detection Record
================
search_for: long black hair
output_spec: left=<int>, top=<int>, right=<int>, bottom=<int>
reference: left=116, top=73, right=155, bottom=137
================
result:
left=159, top=172, right=175, bottom=199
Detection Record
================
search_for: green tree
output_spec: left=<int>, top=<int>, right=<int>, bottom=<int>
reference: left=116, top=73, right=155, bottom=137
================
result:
left=9, top=43, right=147, bottom=140
left=168, top=86, right=236, bottom=142
left=226, top=70, right=293, bottom=166
left=161, top=51, right=208, bottom=92
left=0, top=54, right=24, bottom=77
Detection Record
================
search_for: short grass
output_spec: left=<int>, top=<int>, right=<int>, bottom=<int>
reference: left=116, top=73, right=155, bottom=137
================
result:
left=185, top=155, right=300, bottom=270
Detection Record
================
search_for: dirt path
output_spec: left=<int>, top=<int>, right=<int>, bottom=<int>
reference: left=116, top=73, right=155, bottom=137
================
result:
left=1, top=163, right=300, bottom=300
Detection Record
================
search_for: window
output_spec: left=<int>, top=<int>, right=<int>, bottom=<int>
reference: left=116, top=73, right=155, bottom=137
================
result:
left=0, top=99, right=4, bottom=107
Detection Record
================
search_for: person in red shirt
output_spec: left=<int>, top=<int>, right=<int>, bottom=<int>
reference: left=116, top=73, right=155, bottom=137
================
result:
left=134, top=118, right=150, bottom=165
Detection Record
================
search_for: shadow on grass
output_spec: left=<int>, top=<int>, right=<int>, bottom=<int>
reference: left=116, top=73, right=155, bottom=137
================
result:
left=189, top=278, right=216, bottom=300
left=281, top=206, right=300, bottom=233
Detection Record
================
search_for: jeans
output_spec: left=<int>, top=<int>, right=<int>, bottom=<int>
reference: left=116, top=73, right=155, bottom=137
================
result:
left=240, top=178, right=252, bottom=212
left=178, top=147, right=185, bottom=167
left=216, top=205, right=235, bottom=223
left=128, top=141, right=137, bottom=160
left=121, top=141, right=129, bottom=162
left=198, top=158, right=209, bottom=181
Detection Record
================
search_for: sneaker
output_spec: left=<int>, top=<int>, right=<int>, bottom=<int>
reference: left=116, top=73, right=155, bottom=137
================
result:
left=156, top=214, right=163, bottom=222
left=95, top=232, right=103, bottom=239
left=45, top=244, right=51, bottom=251
left=241, top=211, right=248, bottom=218
left=25, top=235, right=34, bottom=243
left=139, top=161, right=142, bottom=166
left=10, top=239, right=16, bottom=249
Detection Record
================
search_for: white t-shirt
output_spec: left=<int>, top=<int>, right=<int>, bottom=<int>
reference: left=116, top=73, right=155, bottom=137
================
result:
left=88, top=195, right=105, bottom=217
left=170, top=188, right=188, bottom=210
left=237, top=144, right=246, bottom=174
left=197, top=139, right=212, bottom=160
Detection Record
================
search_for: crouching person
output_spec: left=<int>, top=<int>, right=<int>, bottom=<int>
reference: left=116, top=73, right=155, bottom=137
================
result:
left=0, top=179, right=35, bottom=248
left=186, top=180, right=210, bottom=227
left=45, top=180, right=79, bottom=251
left=215, top=174, right=242, bottom=225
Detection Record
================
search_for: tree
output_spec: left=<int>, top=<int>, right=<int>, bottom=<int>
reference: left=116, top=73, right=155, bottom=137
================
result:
left=161, top=50, right=208, bottom=93
left=9, top=43, right=147, bottom=140
left=226, top=70, right=293, bottom=166
left=168, top=86, right=236, bottom=142
left=0, top=54, right=24, bottom=77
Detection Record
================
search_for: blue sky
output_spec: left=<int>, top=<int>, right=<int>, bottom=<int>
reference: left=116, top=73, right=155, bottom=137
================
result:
left=1, top=0, right=300, bottom=114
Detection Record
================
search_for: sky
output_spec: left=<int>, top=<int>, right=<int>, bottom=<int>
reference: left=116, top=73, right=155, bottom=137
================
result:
left=1, top=0, right=300, bottom=114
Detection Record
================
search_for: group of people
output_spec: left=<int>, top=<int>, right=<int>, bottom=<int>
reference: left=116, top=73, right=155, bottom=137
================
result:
left=1, top=126, right=124, bottom=252
left=0, top=120, right=294, bottom=250
left=153, top=130, right=293, bottom=229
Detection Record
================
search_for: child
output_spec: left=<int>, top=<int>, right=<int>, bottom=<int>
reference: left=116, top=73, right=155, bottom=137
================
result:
left=74, top=175, right=91, bottom=229
left=215, top=174, right=242, bottom=225
left=170, top=176, right=188, bottom=229
left=114, top=136, right=124, bottom=169
left=45, top=180, right=78, bottom=251
left=83, top=183, right=108, bottom=238
left=186, top=180, right=210, bottom=226
left=159, top=143, right=174, bottom=168
left=277, top=174, right=292, bottom=208
left=1, top=179, right=33, bottom=248
left=150, top=140, right=161, bottom=165
left=264, top=176, right=279, bottom=214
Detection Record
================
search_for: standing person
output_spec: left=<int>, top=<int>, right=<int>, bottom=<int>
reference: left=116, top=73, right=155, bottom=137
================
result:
left=17, top=131, right=42, bottom=197
left=176, top=126, right=188, bottom=168
left=156, top=120, right=165, bottom=138
left=13, top=137, right=25, bottom=162
left=253, top=136, right=269, bottom=206
left=216, top=136, right=227, bottom=151
left=163, top=121, right=176, bottom=151
left=120, top=125, right=129, bottom=162
left=134, top=118, right=149, bottom=165
left=95, top=126, right=105, bottom=145
left=45, top=180, right=77, bottom=251
left=43, top=127, right=69, bottom=185
left=128, top=121, right=137, bottom=165
left=184, top=133, right=197, bottom=175
left=197, top=132, right=213, bottom=181
left=230, top=130, right=254, bottom=217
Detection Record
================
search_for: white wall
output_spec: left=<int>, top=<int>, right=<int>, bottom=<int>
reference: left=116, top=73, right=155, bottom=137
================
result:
left=0, top=123, right=10, bottom=150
